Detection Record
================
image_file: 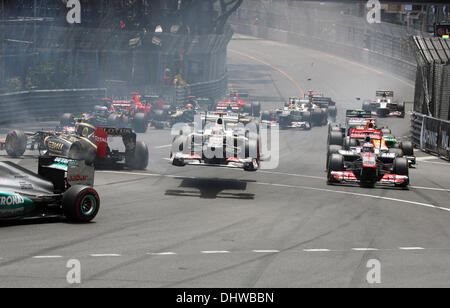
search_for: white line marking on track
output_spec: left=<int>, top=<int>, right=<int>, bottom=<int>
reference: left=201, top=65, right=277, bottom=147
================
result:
left=255, top=182, right=450, bottom=212
left=399, top=247, right=425, bottom=250
left=147, top=252, right=177, bottom=256
left=98, top=170, right=450, bottom=212
left=90, top=254, right=121, bottom=257
left=32, top=256, right=63, bottom=259
left=352, top=248, right=379, bottom=251
left=201, top=251, right=231, bottom=254
left=252, top=250, right=280, bottom=253
left=410, top=186, right=450, bottom=192
left=303, top=249, right=331, bottom=252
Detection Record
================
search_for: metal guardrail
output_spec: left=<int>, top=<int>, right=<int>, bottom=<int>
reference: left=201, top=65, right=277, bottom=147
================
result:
left=0, top=75, right=228, bottom=126
left=0, top=88, right=106, bottom=125
left=411, top=112, right=450, bottom=160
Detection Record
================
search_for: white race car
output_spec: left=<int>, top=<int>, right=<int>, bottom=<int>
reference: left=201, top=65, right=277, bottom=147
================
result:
left=170, top=113, right=260, bottom=171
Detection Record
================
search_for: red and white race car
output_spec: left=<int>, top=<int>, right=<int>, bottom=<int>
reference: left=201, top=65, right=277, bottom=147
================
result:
left=327, top=128, right=409, bottom=188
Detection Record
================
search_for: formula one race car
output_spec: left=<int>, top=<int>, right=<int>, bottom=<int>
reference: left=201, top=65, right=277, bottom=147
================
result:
left=328, top=109, right=378, bottom=146
left=327, top=130, right=410, bottom=188
left=261, top=99, right=312, bottom=130
left=60, top=93, right=151, bottom=133
left=170, top=113, right=260, bottom=171
left=213, top=92, right=261, bottom=117
left=0, top=156, right=100, bottom=223
left=362, top=90, right=405, bottom=118
left=305, top=91, right=337, bottom=123
left=151, top=97, right=200, bottom=129
left=0, top=123, right=149, bottom=170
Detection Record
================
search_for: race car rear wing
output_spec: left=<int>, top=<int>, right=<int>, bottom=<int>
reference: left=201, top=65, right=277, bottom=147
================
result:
left=201, top=112, right=239, bottom=123
left=376, top=90, right=394, bottom=98
left=38, top=157, right=95, bottom=192
left=346, top=110, right=372, bottom=118
left=349, top=129, right=382, bottom=140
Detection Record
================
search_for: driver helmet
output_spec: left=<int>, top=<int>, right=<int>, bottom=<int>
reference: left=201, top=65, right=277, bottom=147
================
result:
left=185, top=103, right=194, bottom=110
left=362, top=142, right=375, bottom=153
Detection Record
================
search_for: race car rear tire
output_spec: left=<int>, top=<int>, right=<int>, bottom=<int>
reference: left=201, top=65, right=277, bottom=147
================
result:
left=132, top=113, right=148, bottom=133
left=60, top=113, right=73, bottom=127
left=62, top=185, right=100, bottom=223
left=5, top=130, right=27, bottom=157
left=400, top=141, right=414, bottom=156
left=126, top=141, right=149, bottom=170
left=328, top=131, right=343, bottom=146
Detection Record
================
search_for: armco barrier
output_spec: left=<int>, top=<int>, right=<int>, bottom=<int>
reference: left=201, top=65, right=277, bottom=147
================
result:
left=0, top=88, right=106, bottom=125
left=0, top=76, right=228, bottom=126
left=411, top=112, right=450, bottom=160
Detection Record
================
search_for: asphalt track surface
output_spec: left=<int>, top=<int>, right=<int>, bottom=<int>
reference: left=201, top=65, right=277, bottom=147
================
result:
left=0, top=34, right=449, bottom=288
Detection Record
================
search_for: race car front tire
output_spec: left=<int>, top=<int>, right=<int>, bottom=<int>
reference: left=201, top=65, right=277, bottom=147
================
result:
left=393, top=157, right=409, bottom=187
left=62, top=185, right=100, bottom=223
left=328, top=154, right=344, bottom=183
left=5, top=130, right=27, bottom=157
left=327, top=145, right=342, bottom=170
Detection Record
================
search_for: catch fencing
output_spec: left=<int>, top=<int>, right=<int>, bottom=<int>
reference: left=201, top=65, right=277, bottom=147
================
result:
left=411, top=112, right=450, bottom=160
left=230, top=0, right=428, bottom=81
left=411, top=36, right=450, bottom=121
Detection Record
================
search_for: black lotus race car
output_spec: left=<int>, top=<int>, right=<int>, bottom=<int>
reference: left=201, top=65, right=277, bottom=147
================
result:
left=0, top=123, right=149, bottom=170
left=0, top=156, right=100, bottom=223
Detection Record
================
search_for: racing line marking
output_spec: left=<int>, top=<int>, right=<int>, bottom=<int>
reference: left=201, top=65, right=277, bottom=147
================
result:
left=32, top=256, right=63, bottom=259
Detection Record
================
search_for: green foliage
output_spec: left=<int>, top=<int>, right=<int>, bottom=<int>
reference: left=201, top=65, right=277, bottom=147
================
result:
left=6, top=77, right=23, bottom=92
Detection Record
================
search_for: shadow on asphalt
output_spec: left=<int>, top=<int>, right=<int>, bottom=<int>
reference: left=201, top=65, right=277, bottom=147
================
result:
left=165, top=177, right=256, bottom=200
left=0, top=216, right=63, bottom=228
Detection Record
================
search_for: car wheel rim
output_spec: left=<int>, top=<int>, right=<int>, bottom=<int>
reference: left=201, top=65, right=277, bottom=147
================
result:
left=80, top=195, right=97, bottom=216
